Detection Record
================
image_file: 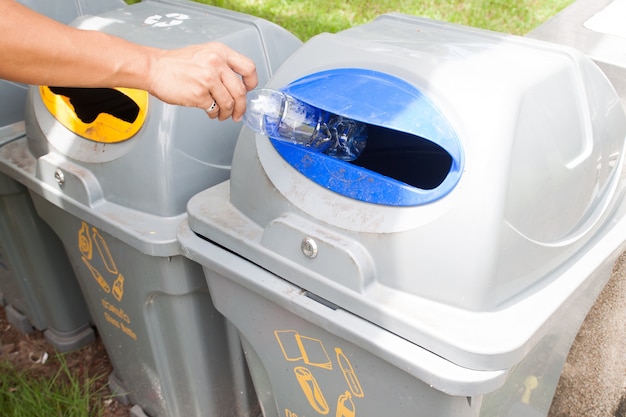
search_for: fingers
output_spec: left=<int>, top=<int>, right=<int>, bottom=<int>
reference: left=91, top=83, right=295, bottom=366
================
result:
left=221, top=67, right=251, bottom=121
left=225, top=48, right=258, bottom=92
left=211, top=46, right=258, bottom=121
left=148, top=42, right=257, bottom=121
left=204, top=76, right=236, bottom=121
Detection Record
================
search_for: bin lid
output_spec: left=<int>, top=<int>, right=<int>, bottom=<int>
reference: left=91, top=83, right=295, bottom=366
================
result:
left=273, top=68, right=464, bottom=206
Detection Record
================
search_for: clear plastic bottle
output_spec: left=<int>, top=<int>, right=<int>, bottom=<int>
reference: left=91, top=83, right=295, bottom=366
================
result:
left=243, top=88, right=367, bottom=161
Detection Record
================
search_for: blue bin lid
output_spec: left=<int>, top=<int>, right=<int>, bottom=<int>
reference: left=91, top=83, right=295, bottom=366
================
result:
left=273, top=68, right=464, bottom=206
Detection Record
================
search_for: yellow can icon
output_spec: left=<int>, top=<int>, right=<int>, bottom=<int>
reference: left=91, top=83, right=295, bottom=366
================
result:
left=294, top=366, right=329, bottom=415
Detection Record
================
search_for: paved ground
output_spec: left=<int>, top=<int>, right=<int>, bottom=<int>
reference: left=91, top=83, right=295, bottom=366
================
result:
left=548, top=252, right=626, bottom=417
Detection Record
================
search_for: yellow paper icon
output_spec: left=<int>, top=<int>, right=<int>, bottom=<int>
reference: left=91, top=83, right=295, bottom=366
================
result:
left=275, top=330, right=332, bottom=370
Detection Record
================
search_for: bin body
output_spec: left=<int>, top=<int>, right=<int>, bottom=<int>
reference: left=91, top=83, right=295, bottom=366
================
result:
left=0, top=1, right=302, bottom=416
left=0, top=168, right=93, bottom=349
left=179, top=13, right=626, bottom=417
left=0, top=0, right=125, bottom=349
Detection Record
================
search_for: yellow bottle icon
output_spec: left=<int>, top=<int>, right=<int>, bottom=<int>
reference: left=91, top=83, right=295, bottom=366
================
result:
left=521, top=376, right=539, bottom=404
left=335, top=348, right=364, bottom=398
left=336, top=391, right=355, bottom=417
left=112, top=274, right=125, bottom=302
left=92, top=227, right=118, bottom=275
left=111, top=274, right=124, bottom=301
left=78, top=222, right=92, bottom=259
left=82, top=256, right=110, bottom=293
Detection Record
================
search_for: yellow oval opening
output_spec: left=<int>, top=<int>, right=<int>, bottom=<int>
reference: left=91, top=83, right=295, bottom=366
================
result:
left=40, top=86, right=148, bottom=143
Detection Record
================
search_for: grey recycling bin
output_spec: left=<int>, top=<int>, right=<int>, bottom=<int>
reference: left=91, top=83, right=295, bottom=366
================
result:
left=178, top=13, right=626, bottom=417
left=0, top=161, right=94, bottom=351
left=0, top=1, right=302, bottom=416
left=0, top=0, right=126, bottom=349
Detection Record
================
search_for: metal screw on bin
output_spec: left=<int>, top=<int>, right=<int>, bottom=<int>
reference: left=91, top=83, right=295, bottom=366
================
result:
left=54, top=169, right=65, bottom=186
left=301, top=237, right=318, bottom=258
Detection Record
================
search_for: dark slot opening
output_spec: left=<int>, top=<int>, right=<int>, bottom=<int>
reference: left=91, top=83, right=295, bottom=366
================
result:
left=304, top=291, right=339, bottom=310
left=350, top=125, right=453, bottom=190
left=49, top=87, right=140, bottom=124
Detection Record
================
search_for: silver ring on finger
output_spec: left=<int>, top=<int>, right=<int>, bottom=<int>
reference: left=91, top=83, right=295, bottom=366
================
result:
left=206, top=100, right=218, bottom=113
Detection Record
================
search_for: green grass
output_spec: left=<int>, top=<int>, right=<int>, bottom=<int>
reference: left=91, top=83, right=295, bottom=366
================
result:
left=194, top=0, right=575, bottom=40
left=0, top=355, right=108, bottom=417
left=127, top=0, right=575, bottom=40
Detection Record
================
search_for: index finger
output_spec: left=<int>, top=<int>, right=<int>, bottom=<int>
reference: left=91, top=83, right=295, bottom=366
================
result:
left=220, top=69, right=248, bottom=121
left=226, top=51, right=258, bottom=91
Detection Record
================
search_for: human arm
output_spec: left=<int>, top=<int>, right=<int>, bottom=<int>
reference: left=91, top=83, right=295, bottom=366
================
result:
left=0, top=0, right=257, bottom=120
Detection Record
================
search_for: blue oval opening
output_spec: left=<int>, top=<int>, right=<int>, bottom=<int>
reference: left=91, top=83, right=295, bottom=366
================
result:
left=271, top=68, right=464, bottom=206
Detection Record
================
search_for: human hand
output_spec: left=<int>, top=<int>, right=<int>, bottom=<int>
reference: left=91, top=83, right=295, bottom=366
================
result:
left=147, top=42, right=258, bottom=121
